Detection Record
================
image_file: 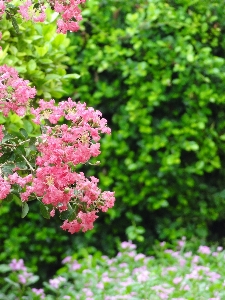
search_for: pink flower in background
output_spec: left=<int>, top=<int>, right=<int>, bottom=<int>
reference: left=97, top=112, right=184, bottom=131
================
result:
left=96, top=282, right=104, bottom=289
left=70, top=260, right=81, bottom=271
left=49, top=276, right=66, bottom=289
left=173, top=277, right=183, bottom=284
left=62, top=256, right=72, bottom=264
left=32, top=288, right=45, bottom=299
left=121, top=241, right=136, bottom=250
left=198, top=245, right=211, bottom=255
left=9, top=259, right=26, bottom=271
left=18, top=270, right=33, bottom=284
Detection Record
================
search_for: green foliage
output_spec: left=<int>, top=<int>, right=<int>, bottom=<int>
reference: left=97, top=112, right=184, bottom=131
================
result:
left=66, top=0, right=225, bottom=245
left=0, top=9, right=77, bottom=100
left=1, top=239, right=225, bottom=299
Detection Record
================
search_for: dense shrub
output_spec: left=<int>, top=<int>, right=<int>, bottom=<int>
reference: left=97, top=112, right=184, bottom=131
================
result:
left=1, top=239, right=225, bottom=299
left=66, top=0, right=225, bottom=246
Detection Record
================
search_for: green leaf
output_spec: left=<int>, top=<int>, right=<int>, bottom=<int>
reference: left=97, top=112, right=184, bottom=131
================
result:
left=63, top=73, right=80, bottom=79
left=68, top=211, right=76, bottom=222
left=59, top=210, right=70, bottom=220
left=21, top=203, right=29, bottom=218
left=11, top=17, right=19, bottom=34
left=27, top=59, right=37, bottom=72
left=26, top=275, right=39, bottom=285
left=0, top=264, right=11, bottom=273
left=214, top=189, right=225, bottom=199
left=35, top=45, right=49, bottom=57
left=23, top=120, right=33, bottom=134
left=4, top=277, right=20, bottom=288
left=45, top=74, right=61, bottom=80
left=39, top=58, right=53, bottom=64
left=40, top=202, right=50, bottom=219
left=1, top=134, right=15, bottom=143
left=4, top=194, right=14, bottom=203
left=19, top=128, right=28, bottom=139
left=1, top=163, right=14, bottom=176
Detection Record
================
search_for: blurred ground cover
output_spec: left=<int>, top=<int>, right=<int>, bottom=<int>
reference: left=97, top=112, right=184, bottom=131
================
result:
left=0, top=239, right=225, bottom=299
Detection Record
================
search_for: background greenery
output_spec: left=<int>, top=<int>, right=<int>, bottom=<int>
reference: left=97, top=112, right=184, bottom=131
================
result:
left=1, top=0, right=225, bottom=283
left=67, top=0, right=225, bottom=246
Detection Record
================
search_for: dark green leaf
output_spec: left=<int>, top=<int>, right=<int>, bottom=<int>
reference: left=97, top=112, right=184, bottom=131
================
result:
left=40, top=202, right=50, bottom=219
left=19, top=128, right=28, bottom=139
left=0, top=264, right=11, bottom=273
left=21, top=203, right=29, bottom=218
left=11, top=17, right=19, bottom=34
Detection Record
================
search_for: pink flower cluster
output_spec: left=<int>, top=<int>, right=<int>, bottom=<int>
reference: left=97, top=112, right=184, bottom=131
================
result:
left=3, top=98, right=115, bottom=233
left=19, top=0, right=46, bottom=22
left=0, top=175, right=11, bottom=200
left=9, top=259, right=38, bottom=286
left=54, top=0, right=86, bottom=33
left=18, top=0, right=86, bottom=33
left=0, top=1, right=5, bottom=17
left=0, top=65, right=36, bottom=117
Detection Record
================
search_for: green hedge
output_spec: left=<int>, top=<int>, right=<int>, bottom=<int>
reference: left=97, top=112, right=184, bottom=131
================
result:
left=67, top=0, right=225, bottom=245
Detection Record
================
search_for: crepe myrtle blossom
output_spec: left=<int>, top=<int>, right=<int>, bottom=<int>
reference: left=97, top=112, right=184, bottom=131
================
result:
left=0, top=65, right=36, bottom=117
left=0, top=175, right=11, bottom=200
left=3, top=97, right=115, bottom=233
left=18, top=0, right=86, bottom=33
left=0, top=1, right=5, bottom=17
left=19, top=0, right=46, bottom=22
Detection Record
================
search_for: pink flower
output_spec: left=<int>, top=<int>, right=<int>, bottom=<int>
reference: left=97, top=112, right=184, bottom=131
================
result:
left=96, top=282, right=104, bottom=289
left=49, top=276, right=66, bottom=289
left=54, top=0, right=86, bottom=33
left=181, top=284, right=190, bottom=290
left=70, top=260, right=81, bottom=271
left=137, top=270, right=150, bottom=282
left=198, top=245, right=211, bottom=255
left=18, top=270, right=33, bottom=284
left=19, top=0, right=46, bottom=22
left=32, top=288, right=45, bottom=299
left=0, top=65, right=36, bottom=117
left=173, top=277, right=183, bottom=284
left=0, top=176, right=11, bottom=200
left=62, top=256, right=72, bottom=264
left=121, top=241, right=136, bottom=250
left=9, top=259, right=26, bottom=271
left=61, top=211, right=98, bottom=233
left=0, top=1, right=5, bottom=16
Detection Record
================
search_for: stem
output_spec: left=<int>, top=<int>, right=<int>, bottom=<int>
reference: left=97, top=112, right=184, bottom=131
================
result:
left=21, top=155, right=35, bottom=172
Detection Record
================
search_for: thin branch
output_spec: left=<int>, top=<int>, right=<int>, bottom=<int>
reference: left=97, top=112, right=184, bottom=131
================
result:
left=21, top=154, right=35, bottom=172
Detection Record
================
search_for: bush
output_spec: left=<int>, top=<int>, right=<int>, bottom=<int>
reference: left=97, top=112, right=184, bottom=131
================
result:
left=1, top=239, right=225, bottom=299
left=66, top=0, right=225, bottom=246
